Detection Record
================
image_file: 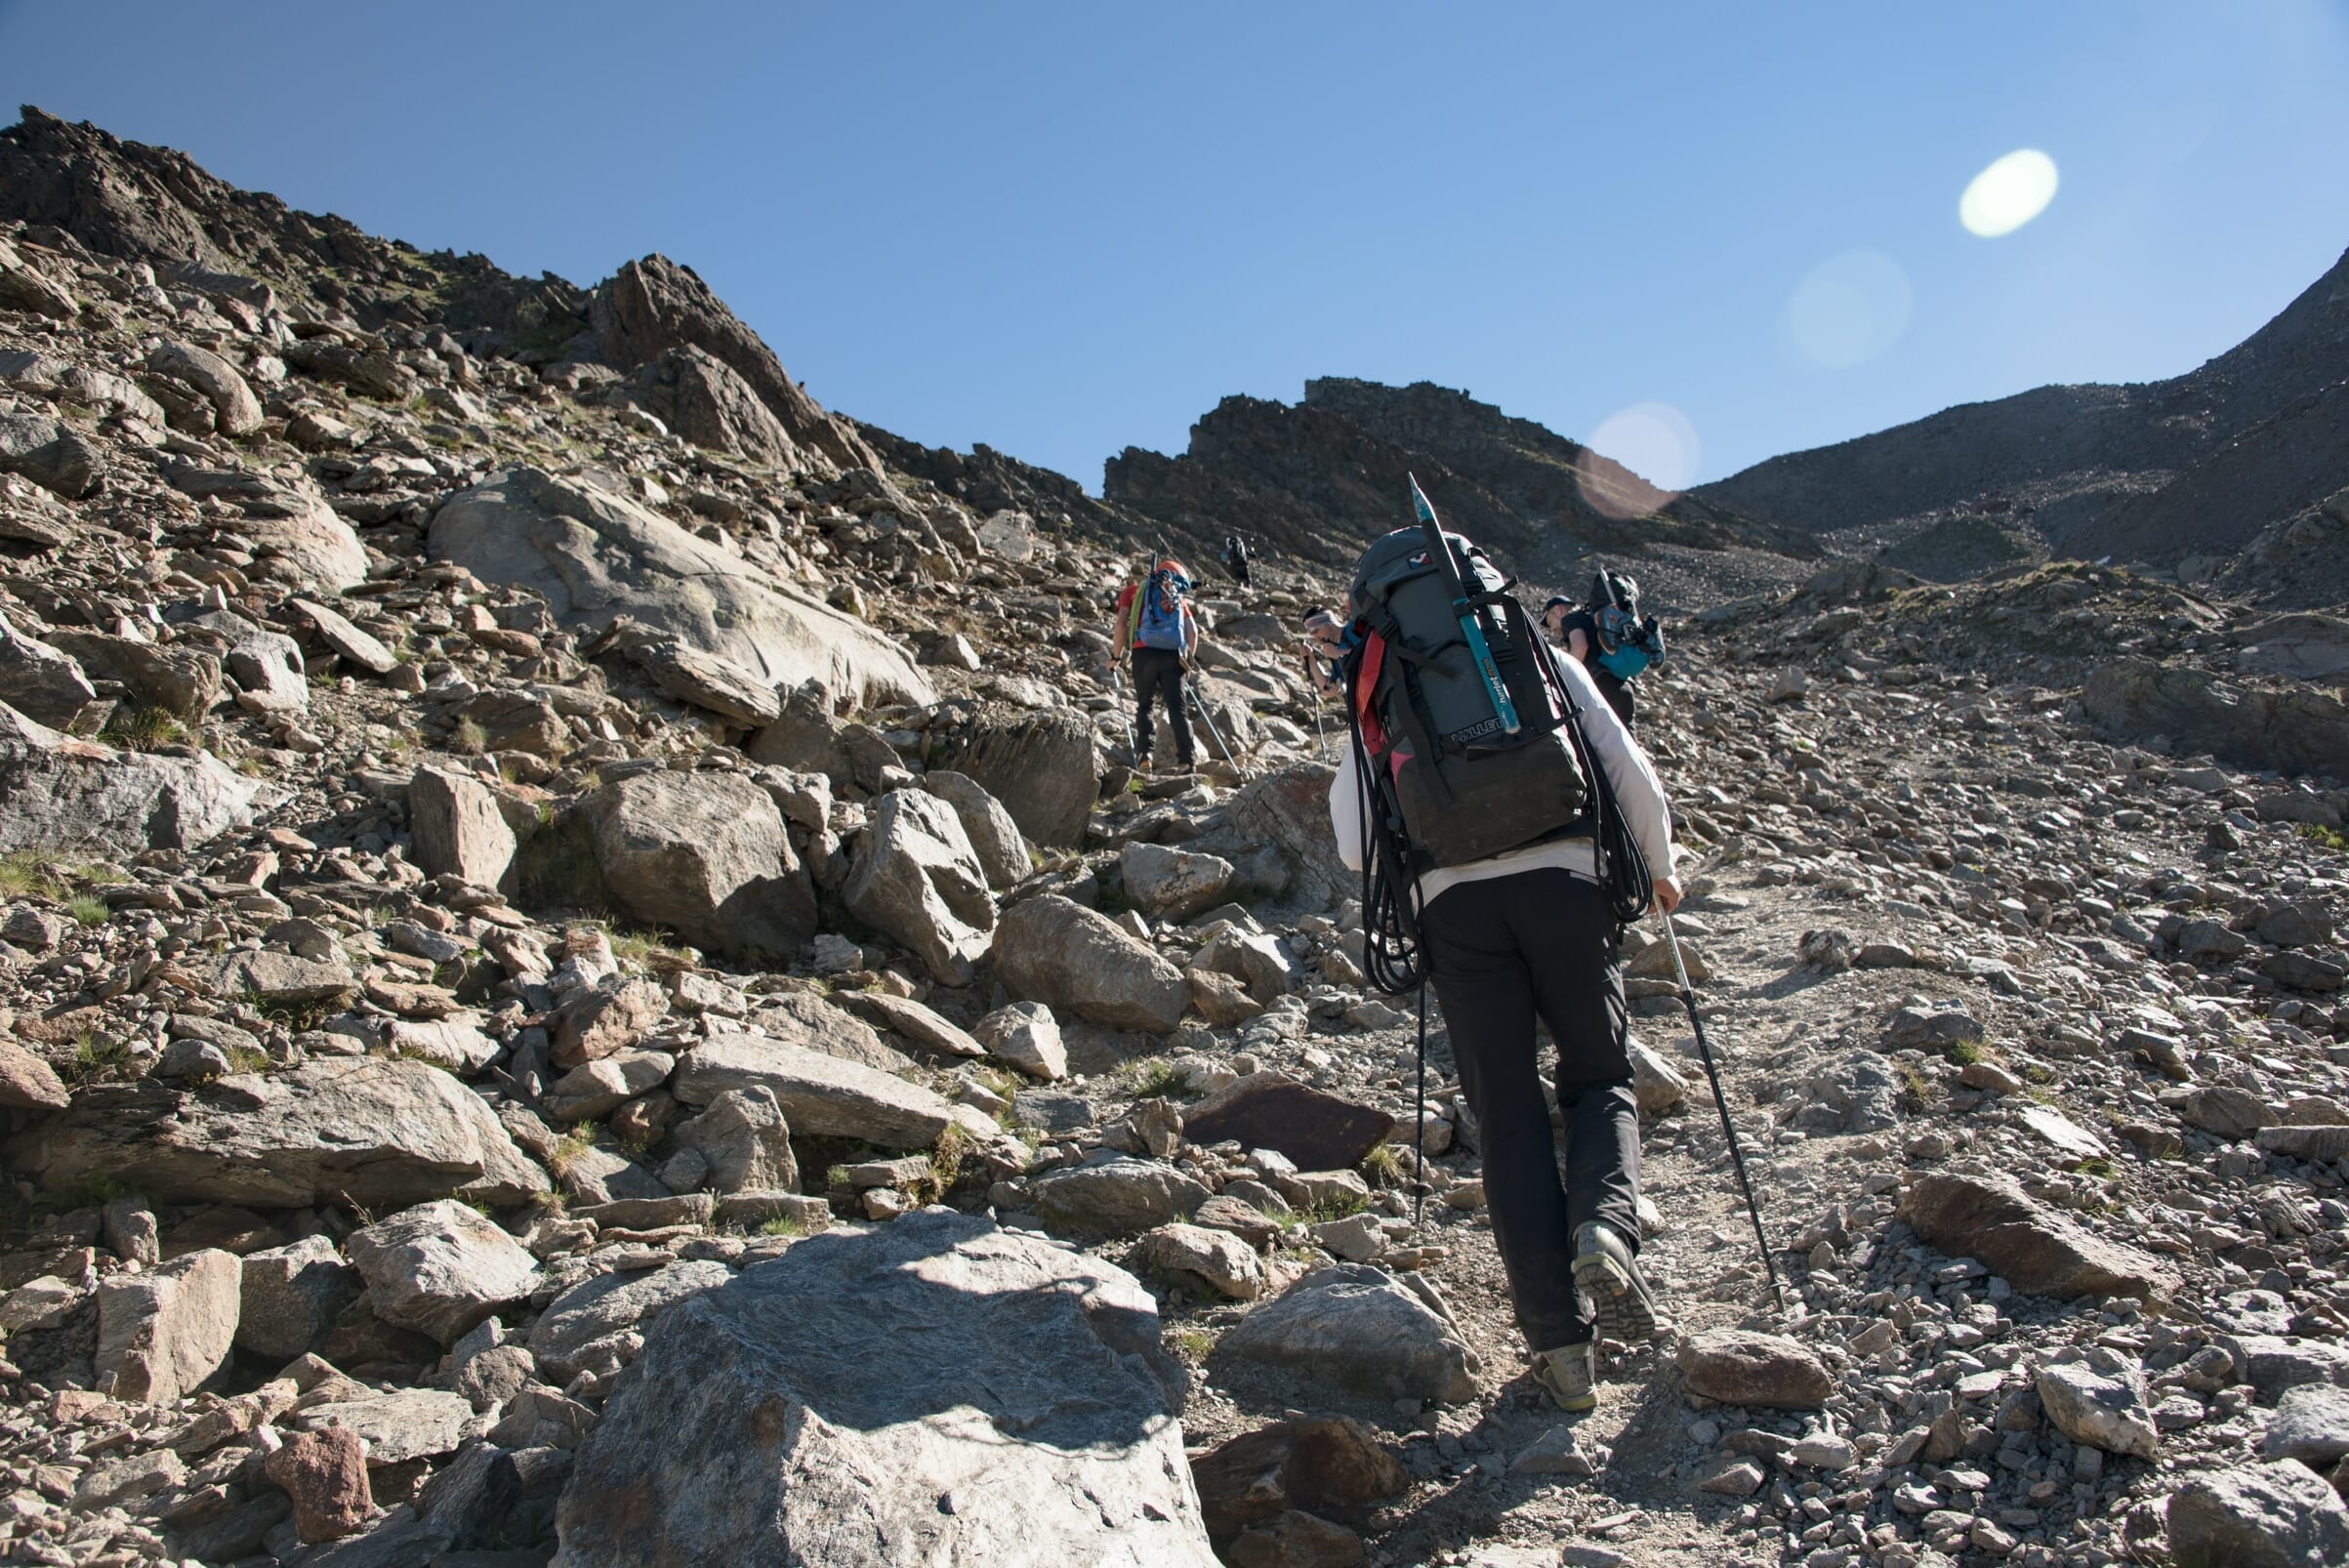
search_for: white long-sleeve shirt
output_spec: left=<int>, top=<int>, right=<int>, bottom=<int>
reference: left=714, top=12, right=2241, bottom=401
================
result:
left=1329, top=645, right=1677, bottom=906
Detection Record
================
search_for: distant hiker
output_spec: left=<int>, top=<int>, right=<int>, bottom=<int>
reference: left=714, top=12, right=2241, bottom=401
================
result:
left=1331, top=501, right=1680, bottom=1415
left=1220, top=533, right=1253, bottom=589
left=1299, top=607, right=1348, bottom=700
left=1542, top=569, right=1665, bottom=730
left=1111, top=557, right=1200, bottom=771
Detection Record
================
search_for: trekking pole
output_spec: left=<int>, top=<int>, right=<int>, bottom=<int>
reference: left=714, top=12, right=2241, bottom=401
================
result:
left=1662, top=918, right=1788, bottom=1314
left=1185, top=673, right=1238, bottom=770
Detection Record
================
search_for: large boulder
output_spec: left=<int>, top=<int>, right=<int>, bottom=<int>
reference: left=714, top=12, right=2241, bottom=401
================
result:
left=0, top=615, right=95, bottom=725
left=939, top=708, right=1100, bottom=848
left=407, top=764, right=518, bottom=893
left=585, top=769, right=814, bottom=959
left=920, top=770, right=1032, bottom=889
left=2164, top=1462, right=2349, bottom=1568
left=1899, top=1169, right=2177, bottom=1304
left=237, top=1235, right=358, bottom=1361
left=1032, top=1156, right=1212, bottom=1237
left=1218, top=764, right=1349, bottom=907
left=530, top=1259, right=733, bottom=1383
left=429, top=467, right=929, bottom=709
left=7, top=1057, right=549, bottom=1209
left=1677, top=1330, right=1836, bottom=1410
left=1218, top=1264, right=1477, bottom=1404
left=347, top=1201, right=541, bottom=1346
left=145, top=340, right=263, bottom=436
left=0, top=702, right=261, bottom=855
left=993, top=894, right=1190, bottom=1033
left=588, top=254, right=880, bottom=475
left=843, top=789, right=996, bottom=985
left=618, top=345, right=798, bottom=466
left=672, top=1035, right=963, bottom=1149
left=555, top=1208, right=1214, bottom=1567
left=2084, top=657, right=2349, bottom=780
left=96, top=1249, right=240, bottom=1404
left=672, top=1087, right=799, bottom=1194
left=1119, top=843, right=1236, bottom=923
left=156, top=464, right=366, bottom=593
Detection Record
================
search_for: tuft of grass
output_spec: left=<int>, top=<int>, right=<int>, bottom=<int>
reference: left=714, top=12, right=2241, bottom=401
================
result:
left=2295, top=822, right=2349, bottom=854
left=1168, top=1326, right=1215, bottom=1360
left=0, top=850, right=112, bottom=902
left=1946, top=1039, right=1987, bottom=1067
left=235, top=754, right=268, bottom=776
left=546, top=1121, right=600, bottom=1180
left=1360, top=1142, right=1409, bottom=1188
left=450, top=717, right=490, bottom=756
left=61, top=1032, right=134, bottom=1090
left=1291, top=1191, right=1369, bottom=1226
left=65, top=894, right=110, bottom=928
left=2074, top=1156, right=2118, bottom=1178
left=223, top=1044, right=270, bottom=1075
left=927, top=1124, right=974, bottom=1200
left=1126, top=1059, right=1190, bottom=1099
left=760, top=1214, right=808, bottom=1238
left=103, top=706, right=189, bottom=752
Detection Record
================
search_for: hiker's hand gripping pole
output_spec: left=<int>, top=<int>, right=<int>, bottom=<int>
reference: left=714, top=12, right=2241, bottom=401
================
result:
left=1409, top=474, right=1520, bottom=738
left=1663, top=917, right=1788, bottom=1314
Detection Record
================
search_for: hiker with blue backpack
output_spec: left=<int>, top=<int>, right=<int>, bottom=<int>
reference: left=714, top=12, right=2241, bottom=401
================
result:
left=1110, top=557, right=1201, bottom=772
left=1542, top=569, right=1665, bottom=730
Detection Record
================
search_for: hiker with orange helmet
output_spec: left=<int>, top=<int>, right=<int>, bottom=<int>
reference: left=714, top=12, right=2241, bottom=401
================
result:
left=1110, top=557, right=1201, bottom=771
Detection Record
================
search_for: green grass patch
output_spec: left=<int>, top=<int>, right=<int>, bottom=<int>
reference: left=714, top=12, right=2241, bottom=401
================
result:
left=103, top=706, right=189, bottom=752
left=1124, top=1059, right=1191, bottom=1099
left=61, top=1032, right=134, bottom=1090
left=65, top=894, right=110, bottom=928
left=1167, top=1326, right=1215, bottom=1360
left=760, top=1213, right=808, bottom=1238
left=0, top=850, right=113, bottom=902
left=1946, top=1039, right=1987, bottom=1067
left=223, top=1044, right=270, bottom=1075
left=2295, top=822, right=2349, bottom=854
left=546, top=1121, right=600, bottom=1180
left=1291, top=1191, right=1369, bottom=1226
left=1359, top=1142, right=1410, bottom=1188
left=449, top=717, right=490, bottom=756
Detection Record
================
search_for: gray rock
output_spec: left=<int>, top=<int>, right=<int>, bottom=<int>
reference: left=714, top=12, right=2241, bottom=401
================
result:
left=971, top=1001, right=1066, bottom=1082
left=8, top=1057, right=549, bottom=1208
left=556, top=1207, right=1213, bottom=1566
left=920, top=770, right=1032, bottom=888
left=0, top=409, right=96, bottom=498
left=430, top=467, right=929, bottom=709
left=44, top=628, right=222, bottom=719
left=2164, top=1462, right=2349, bottom=1568
left=1898, top=1168, right=2177, bottom=1304
left=1628, top=1032, right=1689, bottom=1113
left=993, top=894, right=1190, bottom=1032
left=2229, top=1334, right=2349, bottom=1402
left=0, top=615, right=94, bottom=726
left=842, top=789, right=996, bottom=985
left=0, top=701, right=260, bottom=855
left=938, top=707, right=1100, bottom=848
left=2036, top=1355, right=2158, bottom=1458
left=2086, top=656, right=2349, bottom=780
left=291, top=1388, right=478, bottom=1465
left=1219, top=1263, right=1477, bottom=1404
left=237, top=1234, right=358, bottom=1361
left=1191, top=926, right=1298, bottom=1006
left=192, top=948, right=355, bottom=1007
left=673, top=1086, right=799, bottom=1194
left=347, top=1200, right=540, bottom=1345
left=288, top=597, right=399, bottom=675
left=146, top=340, right=264, bottom=435
left=1119, top=842, right=1236, bottom=922
left=159, top=464, right=368, bottom=593
left=838, top=990, right=985, bottom=1059
left=529, top=1259, right=732, bottom=1382
left=585, top=768, right=815, bottom=959
left=2264, top=1382, right=2349, bottom=1467
left=182, top=607, right=307, bottom=713
left=618, top=344, right=799, bottom=466
left=545, top=1051, right=673, bottom=1124
left=1677, top=1330, right=1836, bottom=1411
left=609, top=621, right=782, bottom=726
left=95, top=1248, right=240, bottom=1404
left=737, top=989, right=910, bottom=1074
left=1133, top=1222, right=1264, bottom=1300
left=673, top=1034, right=964, bottom=1149
left=1033, top=1156, right=1211, bottom=1237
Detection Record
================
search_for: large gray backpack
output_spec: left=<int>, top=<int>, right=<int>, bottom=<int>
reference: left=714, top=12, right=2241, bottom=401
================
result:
left=1344, top=525, right=1588, bottom=870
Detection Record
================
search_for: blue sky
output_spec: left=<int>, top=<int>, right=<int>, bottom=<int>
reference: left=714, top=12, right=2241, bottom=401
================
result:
left=4, top=3, right=2345, bottom=491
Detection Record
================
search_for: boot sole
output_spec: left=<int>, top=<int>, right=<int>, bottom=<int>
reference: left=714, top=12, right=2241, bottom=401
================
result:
left=1574, top=1248, right=1660, bottom=1344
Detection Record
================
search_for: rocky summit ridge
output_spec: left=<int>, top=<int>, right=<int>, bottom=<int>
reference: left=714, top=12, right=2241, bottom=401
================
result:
left=0, top=104, right=2342, bottom=1568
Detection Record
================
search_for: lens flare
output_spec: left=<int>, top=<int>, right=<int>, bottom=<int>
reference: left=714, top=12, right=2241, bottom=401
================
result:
left=1785, top=250, right=1914, bottom=369
left=1959, top=149, right=2059, bottom=237
left=1579, top=402, right=1700, bottom=518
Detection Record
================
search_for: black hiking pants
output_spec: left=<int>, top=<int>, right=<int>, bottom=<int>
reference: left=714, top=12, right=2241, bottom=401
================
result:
left=1130, top=646, right=1194, bottom=767
left=1423, top=867, right=1639, bottom=1352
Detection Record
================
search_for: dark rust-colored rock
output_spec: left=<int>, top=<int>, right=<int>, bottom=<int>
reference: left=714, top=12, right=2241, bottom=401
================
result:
left=1190, top=1416, right=1408, bottom=1538
left=262, top=1426, right=373, bottom=1543
left=1182, top=1075, right=1396, bottom=1175
left=1900, top=1169, right=2178, bottom=1305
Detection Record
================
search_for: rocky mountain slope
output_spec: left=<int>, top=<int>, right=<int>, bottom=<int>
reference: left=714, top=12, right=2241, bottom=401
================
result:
left=1693, top=245, right=2349, bottom=594
left=1103, top=378, right=1822, bottom=594
left=0, top=106, right=2344, bottom=1568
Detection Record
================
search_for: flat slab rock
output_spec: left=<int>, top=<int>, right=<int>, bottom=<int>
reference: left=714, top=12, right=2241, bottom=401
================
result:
left=556, top=1208, right=1215, bottom=1567
left=7, top=1057, right=548, bottom=1209
left=1217, top=1263, right=1477, bottom=1404
left=1180, top=1073, right=1396, bottom=1173
left=1676, top=1330, right=1836, bottom=1411
left=1898, top=1168, right=2177, bottom=1305
left=2164, top=1461, right=2349, bottom=1568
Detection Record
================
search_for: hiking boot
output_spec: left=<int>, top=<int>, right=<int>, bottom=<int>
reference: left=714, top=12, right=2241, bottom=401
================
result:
left=1573, top=1221, right=1660, bottom=1344
left=1531, top=1341, right=1596, bottom=1413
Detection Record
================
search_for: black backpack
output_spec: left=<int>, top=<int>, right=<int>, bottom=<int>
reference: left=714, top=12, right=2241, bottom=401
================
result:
left=1342, top=485, right=1653, bottom=997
